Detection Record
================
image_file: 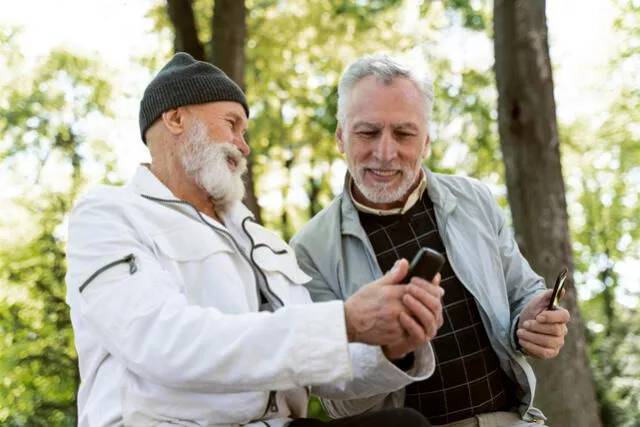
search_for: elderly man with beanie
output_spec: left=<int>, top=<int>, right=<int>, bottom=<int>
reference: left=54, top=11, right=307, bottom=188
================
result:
left=65, top=53, right=445, bottom=426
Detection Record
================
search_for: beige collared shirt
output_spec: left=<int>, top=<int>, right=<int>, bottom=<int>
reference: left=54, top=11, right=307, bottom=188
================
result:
left=349, top=169, right=427, bottom=216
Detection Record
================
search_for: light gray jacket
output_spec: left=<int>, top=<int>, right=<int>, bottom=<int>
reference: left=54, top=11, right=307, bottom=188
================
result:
left=291, top=167, right=547, bottom=423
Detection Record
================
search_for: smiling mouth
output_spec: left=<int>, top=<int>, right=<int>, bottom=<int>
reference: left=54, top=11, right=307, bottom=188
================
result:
left=367, top=168, right=400, bottom=177
left=226, top=157, right=238, bottom=170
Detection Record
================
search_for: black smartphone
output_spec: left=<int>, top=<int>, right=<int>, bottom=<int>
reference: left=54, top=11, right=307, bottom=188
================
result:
left=548, top=267, right=568, bottom=310
left=406, top=247, right=446, bottom=282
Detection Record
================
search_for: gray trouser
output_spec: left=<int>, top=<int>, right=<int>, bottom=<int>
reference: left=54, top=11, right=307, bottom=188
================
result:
left=434, top=411, right=547, bottom=427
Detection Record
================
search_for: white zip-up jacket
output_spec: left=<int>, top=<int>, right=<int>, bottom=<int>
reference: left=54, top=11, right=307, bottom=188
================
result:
left=65, top=166, right=435, bottom=427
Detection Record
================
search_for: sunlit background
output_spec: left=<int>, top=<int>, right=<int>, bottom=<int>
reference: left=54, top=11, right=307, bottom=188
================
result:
left=0, top=0, right=638, bottom=425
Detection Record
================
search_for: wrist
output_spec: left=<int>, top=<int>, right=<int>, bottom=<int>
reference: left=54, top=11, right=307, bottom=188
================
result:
left=343, top=301, right=356, bottom=343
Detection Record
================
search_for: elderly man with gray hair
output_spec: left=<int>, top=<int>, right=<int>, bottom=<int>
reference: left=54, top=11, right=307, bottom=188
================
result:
left=291, top=54, right=570, bottom=427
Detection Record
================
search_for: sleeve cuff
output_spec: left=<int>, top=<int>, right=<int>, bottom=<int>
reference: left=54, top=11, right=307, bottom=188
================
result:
left=510, top=315, right=525, bottom=354
left=391, top=352, right=415, bottom=371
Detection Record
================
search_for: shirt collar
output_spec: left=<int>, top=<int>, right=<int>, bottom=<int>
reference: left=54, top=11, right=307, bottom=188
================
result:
left=348, top=169, right=427, bottom=216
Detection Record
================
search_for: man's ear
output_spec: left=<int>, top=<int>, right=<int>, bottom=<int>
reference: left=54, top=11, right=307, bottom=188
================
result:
left=422, top=134, right=431, bottom=157
left=336, top=126, right=345, bottom=154
left=161, top=108, right=186, bottom=137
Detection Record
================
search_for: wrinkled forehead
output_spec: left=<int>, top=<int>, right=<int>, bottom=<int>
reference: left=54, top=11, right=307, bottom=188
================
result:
left=345, top=76, right=427, bottom=121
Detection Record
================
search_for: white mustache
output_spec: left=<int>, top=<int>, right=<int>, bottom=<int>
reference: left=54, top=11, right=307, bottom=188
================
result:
left=222, top=145, right=247, bottom=175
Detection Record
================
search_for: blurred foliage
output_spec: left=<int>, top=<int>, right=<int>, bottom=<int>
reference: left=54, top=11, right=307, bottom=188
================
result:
left=0, top=195, right=78, bottom=426
left=0, top=28, right=115, bottom=425
left=0, top=0, right=638, bottom=425
left=563, top=2, right=640, bottom=425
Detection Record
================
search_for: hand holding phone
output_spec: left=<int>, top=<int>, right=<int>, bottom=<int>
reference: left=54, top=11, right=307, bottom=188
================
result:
left=406, top=247, right=446, bottom=283
left=547, top=267, right=568, bottom=310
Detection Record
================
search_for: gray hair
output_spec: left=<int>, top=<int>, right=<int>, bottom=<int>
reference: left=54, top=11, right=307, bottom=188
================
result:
left=336, top=53, right=435, bottom=125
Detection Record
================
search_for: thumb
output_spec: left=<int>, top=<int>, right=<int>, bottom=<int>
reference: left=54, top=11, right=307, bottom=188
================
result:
left=375, top=259, right=409, bottom=286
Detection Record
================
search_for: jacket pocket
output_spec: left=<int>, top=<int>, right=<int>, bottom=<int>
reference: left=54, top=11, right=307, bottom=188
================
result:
left=253, top=247, right=311, bottom=285
left=151, top=223, right=253, bottom=309
left=152, top=223, right=235, bottom=262
left=79, top=253, right=138, bottom=293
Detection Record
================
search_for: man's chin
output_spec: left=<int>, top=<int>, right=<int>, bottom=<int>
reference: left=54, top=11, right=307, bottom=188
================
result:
left=209, top=180, right=246, bottom=207
left=359, top=181, right=414, bottom=205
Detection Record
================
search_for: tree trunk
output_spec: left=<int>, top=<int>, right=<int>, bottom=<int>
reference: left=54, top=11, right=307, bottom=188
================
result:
left=165, top=0, right=262, bottom=223
left=493, top=1, right=602, bottom=426
left=166, top=0, right=205, bottom=60
left=211, top=0, right=262, bottom=224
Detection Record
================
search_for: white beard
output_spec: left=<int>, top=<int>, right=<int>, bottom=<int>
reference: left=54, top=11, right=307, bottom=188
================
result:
left=349, top=160, right=421, bottom=205
left=180, top=120, right=247, bottom=213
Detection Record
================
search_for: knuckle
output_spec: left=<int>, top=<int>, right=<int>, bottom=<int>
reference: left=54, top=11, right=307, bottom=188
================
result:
left=383, top=289, right=398, bottom=302
left=388, top=305, right=403, bottom=318
left=380, top=308, right=394, bottom=321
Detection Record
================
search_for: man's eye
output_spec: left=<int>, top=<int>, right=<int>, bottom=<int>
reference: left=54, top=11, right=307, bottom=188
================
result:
left=357, top=131, right=377, bottom=137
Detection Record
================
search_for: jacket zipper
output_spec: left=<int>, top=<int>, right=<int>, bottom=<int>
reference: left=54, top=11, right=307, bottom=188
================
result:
left=261, top=390, right=279, bottom=416
left=79, top=254, right=137, bottom=293
left=241, top=217, right=285, bottom=309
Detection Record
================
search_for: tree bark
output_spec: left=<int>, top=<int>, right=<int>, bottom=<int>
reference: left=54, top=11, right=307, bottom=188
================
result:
left=494, top=1, right=602, bottom=426
left=166, top=0, right=205, bottom=60
left=211, top=0, right=262, bottom=223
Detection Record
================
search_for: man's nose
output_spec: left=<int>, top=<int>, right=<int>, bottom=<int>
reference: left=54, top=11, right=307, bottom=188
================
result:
left=374, top=132, right=398, bottom=162
left=234, top=134, right=250, bottom=156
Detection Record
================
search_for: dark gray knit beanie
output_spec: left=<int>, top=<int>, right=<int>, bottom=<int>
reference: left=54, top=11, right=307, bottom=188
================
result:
left=139, top=52, right=249, bottom=143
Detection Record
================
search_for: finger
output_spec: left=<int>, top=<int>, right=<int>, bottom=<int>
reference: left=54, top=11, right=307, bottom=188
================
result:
left=534, top=289, right=554, bottom=307
left=377, top=259, right=409, bottom=286
left=518, top=337, right=561, bottom=360
left=407, top=284, right=443, bottom=325
left=409, top=278, right=445, bottom=300
left=521, top=320, right=568, bottom=337
left=410, top=274, right=443, bottom=289
left=399, top=311, right=428, bottom=345
left=559, top=288, right=566, bottom=300
left=432, top=273, right=441, bottom=287
left=536, top=307, right=570, bottom=324
left=517, top=328, right=565, bottom=349
left=402, top=294, right=439, bottom=339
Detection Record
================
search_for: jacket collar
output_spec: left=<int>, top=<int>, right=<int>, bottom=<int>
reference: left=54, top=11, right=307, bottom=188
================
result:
left=424, top=167, right=457, bottom=216
left=347, top=169, right=427, bottom=216
left=128, top=164, right=176, bottom=200
left=340, top=166, right=457, bottom=237
left=128, top=164, right=254, bottom=225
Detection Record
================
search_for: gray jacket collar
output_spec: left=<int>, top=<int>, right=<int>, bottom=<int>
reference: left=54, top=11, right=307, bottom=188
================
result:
left=339, top=166, right=458, bottom=238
